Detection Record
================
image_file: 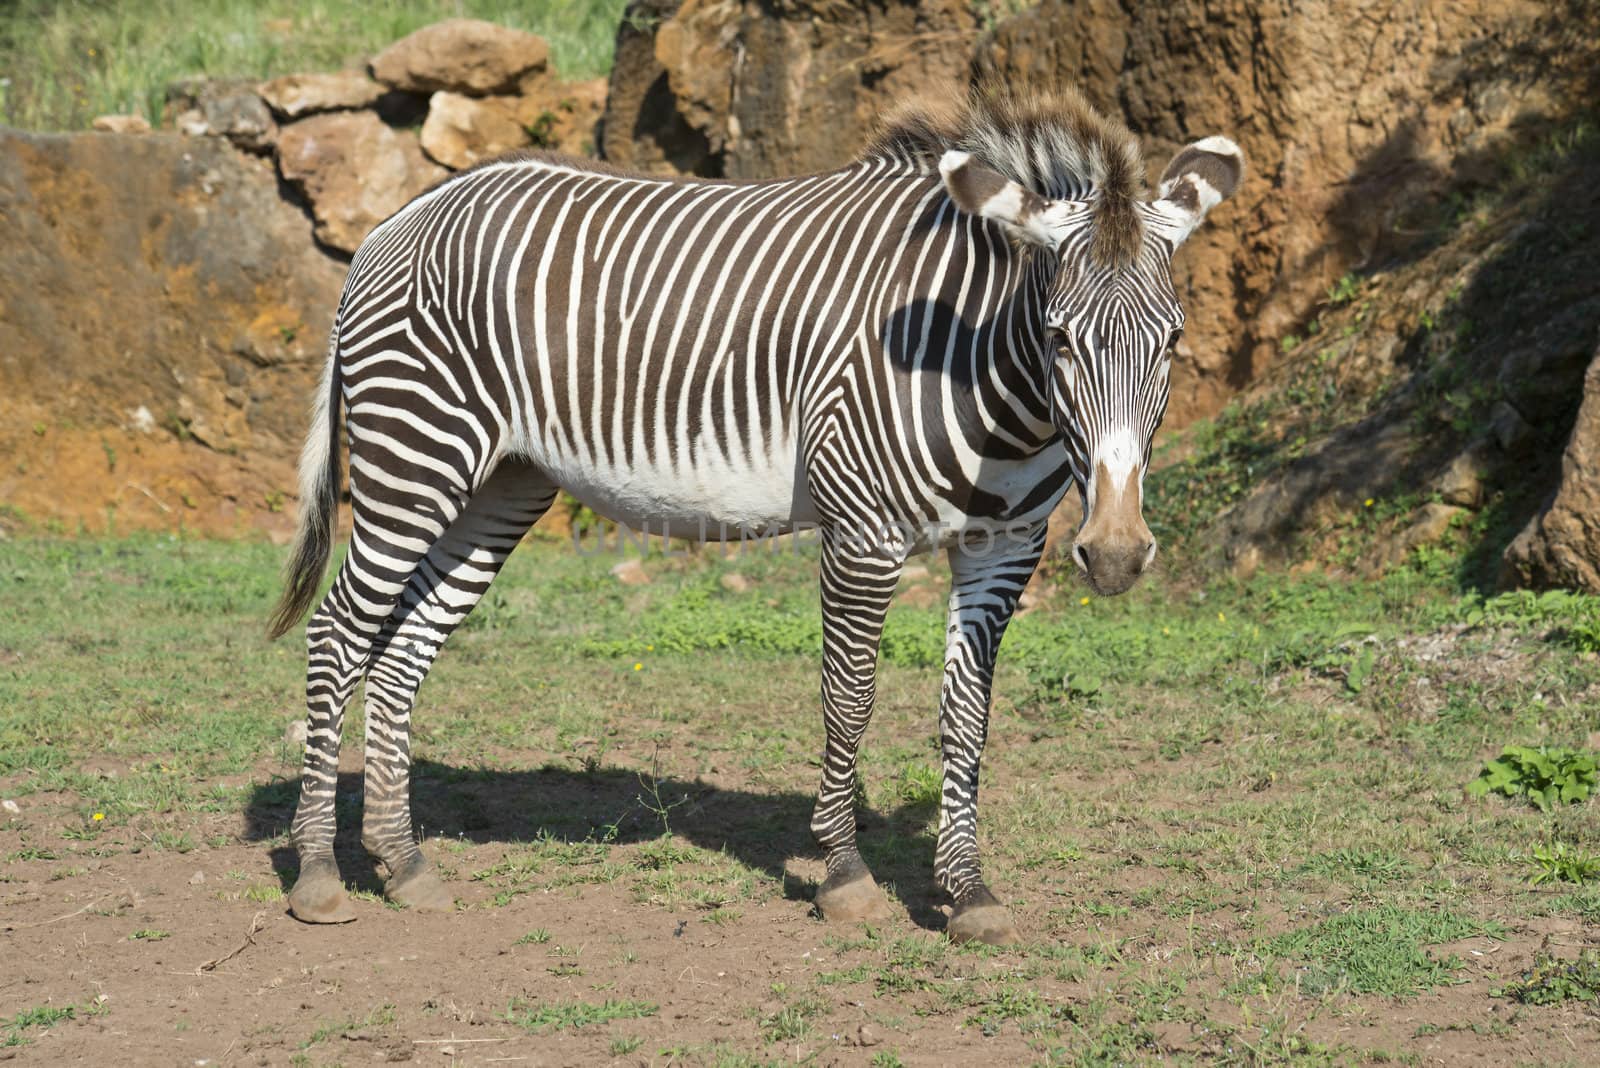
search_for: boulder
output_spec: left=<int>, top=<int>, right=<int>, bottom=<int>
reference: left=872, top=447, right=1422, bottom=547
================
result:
left=91, top=114, right=151, bottom=135
left=166, top=79, right=276, bottom=153
left=371, top=19, right=550, bottom=96
left=603, top=0, right=1593, bottom=428
left=420, top=92, right=531, bottom=169
left=605, top=0, right=980, bottom=180
left=1503, top=341, right=1600, bottom=592
left=0, top=129, right=345, bottom=537
left=276, top=111, right=447, bottom=253
left=600, top=0, right=713, bottom=174
left=258, top=71, right=386, bottom=119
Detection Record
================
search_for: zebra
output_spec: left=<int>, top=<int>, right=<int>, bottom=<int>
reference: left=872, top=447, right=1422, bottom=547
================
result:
left=267, top=86, right=1242, bottom=945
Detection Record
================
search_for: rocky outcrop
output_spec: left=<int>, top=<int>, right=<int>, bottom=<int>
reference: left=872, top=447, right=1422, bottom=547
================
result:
left=371, top=18, right=550, bottom=96
left=0, top=130, right=346, bottom=537
left=603, top=0, right=980, bottom=179
left=1197, top=100, right=1600, bottom=583
left=277, top=111, right=448, bottom=252
left=602, top=0, right=1596, bottom=428
left=1503, top=340, right=1600, bottom=592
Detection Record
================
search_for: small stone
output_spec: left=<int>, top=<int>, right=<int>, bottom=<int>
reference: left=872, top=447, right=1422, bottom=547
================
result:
left=1, top=799, right=20, bottom=815
left=611, top=558, right=650, bottom=586
left=92, top=114, right=152, bottom=135
left=857, top=1023, right=882, bottom=1047
left=1432, top=442, right=1491, bottom=508
left=1490, top=401, right=1534, bottom=455
left=285, top=719, right=308, bottom=747
left=719, top=572, right=752, bottom=594
left=189, top=871, right=206, bottom=885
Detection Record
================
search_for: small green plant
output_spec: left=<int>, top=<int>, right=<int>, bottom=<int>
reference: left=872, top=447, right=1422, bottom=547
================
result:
left=505, top=997, right=656, bottom=1032
left=1466, top=746, right=1597, bottom=812
left=1326, top=273, right=1362, bottom=306
left=1529, top=840, right=1600, bottom=886
left=610, top=1035, right=644, bottom=1055
left=516, top=928, right=552, bottom=945
left=1495, top=952, right=1600, bottom=1004
left=129, top=929, right=170, bottom=941
left=894, top=762, right=941, bottom=809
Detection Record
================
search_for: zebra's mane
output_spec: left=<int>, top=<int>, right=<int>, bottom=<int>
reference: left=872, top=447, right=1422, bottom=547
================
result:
left=867, top=86, right=1147, bottom=268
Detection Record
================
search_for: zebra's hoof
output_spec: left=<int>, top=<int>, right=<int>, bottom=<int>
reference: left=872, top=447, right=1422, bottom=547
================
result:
left=814, top=871, right=894, bottom=924
left=385, top=866, right=456, bottom=913
left=287, top=863, right=357, bottom=925
left=948, top=889, right=1019, bottom=945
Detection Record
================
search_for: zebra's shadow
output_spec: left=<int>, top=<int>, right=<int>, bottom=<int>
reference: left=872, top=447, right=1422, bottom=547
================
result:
left=242, top=760, right=947, bottom=932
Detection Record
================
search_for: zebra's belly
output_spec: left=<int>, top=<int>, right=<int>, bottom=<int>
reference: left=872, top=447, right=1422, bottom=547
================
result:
left=539, top=449, right=821, bottom=538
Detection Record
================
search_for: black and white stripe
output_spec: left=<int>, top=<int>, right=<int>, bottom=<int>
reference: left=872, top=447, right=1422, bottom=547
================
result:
left=269, top=88, right=1242, bottom=941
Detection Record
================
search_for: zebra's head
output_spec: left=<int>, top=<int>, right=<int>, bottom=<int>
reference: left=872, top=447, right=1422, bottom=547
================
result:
left=939, top=137, right=1243, bottom=595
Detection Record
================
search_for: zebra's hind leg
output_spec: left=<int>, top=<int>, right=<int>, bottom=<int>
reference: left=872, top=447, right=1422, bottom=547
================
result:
left=810, top=525, right=907, bottom=925
left=288, top=482, right=473, bottom=924
left=936, top=525, right=1046, bottom=946
left=360, top=464, right=556, bottom=912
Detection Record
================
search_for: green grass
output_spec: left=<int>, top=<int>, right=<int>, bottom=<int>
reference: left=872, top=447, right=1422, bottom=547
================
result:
left=1257, top=905, right=1499, bottom=997
left=0, top=0, right=629, bottom=131
left=4, top=531, right=1600, bottom=1061
left=505, top=997, right=657, bottom=1032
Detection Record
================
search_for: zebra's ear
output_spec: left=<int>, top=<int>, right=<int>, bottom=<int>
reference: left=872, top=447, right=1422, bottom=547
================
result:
left=939, top=150, right=1064, bottom=248
left=1150, top=136, right=1244, bottom=247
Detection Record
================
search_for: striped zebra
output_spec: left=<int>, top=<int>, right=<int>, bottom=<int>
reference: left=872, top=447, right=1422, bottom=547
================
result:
left=268, top=87, right=1241, bottom=945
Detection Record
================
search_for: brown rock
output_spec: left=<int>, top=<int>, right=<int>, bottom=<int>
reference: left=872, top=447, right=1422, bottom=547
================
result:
left=605, top=0, right=1593, bottom=429
left=1379, top=502, right=1466, bottom=570
left=719, top=572, right=753, bottom=594
left=165, top=79, right=276, bottom=153
left=420, top=92, right=530, bottom=169
left=1431, top=442, right=1493, bottom=509
left=0, top=129, right=344, bottom=538
left=258, top=71, right=385, bottom=119
left=276, top=111, right=447, bottom=253
left=91, top=114, right=151, bottom=135
left=371, top=19, right=549, bottom=96
left=1503, top=343, right=1600, bottom=592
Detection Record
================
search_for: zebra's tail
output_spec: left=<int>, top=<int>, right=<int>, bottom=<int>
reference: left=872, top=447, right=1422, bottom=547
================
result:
left=267, top=330, right=343, bottom=640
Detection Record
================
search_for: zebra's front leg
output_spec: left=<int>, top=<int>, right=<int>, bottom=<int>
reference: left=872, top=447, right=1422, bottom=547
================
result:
left=937, top=524, right=1045, bottom=945
left=811, top=525, right=907, bottom=924
left=360, top=471, right=553, bottom=911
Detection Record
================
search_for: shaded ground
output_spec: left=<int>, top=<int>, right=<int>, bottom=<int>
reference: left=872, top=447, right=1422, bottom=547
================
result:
left=2, top=538, right=1599, bottom=1065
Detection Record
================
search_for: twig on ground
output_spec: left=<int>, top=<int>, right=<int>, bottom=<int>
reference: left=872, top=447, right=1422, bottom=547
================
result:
left=196, top=910, right=266, bottom=973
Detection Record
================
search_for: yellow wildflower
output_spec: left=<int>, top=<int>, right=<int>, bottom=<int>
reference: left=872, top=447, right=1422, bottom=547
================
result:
left=92, top=812, right=104, bottom=821
left=1079, top=596, right=1090, bottom=606
left=632, top=662, right=642, bottom=671
left=1217, top=611, right=1226, bottom=623
left=1363, top=498, right=1374, bottom=508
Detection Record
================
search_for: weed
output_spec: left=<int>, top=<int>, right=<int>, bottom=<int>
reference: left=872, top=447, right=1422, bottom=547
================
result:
left=1529, top=840, right=1600, bottom=885
left=1495, top=952, right=1600, bottom=1005
left=129, top=928, right=170, bottom=941
left=1466, top=745, right=1597, bottom=811
left=516, top=928, right=553, bottom=945
left=506, top=997, right=656, bottom=1032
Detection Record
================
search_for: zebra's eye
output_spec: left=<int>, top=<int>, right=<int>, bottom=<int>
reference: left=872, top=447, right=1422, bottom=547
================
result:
left=1166, top=327, right=1184, bottom=352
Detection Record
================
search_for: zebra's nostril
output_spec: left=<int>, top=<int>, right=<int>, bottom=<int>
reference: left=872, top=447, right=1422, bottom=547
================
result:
left=1072, top=543, right=1091, bottom=573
